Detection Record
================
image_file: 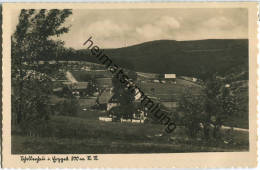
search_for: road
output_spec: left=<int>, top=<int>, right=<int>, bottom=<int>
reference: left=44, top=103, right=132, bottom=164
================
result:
left=221, top=125, right=249, bottom=132
left=200, top=123, right=249, bottom=132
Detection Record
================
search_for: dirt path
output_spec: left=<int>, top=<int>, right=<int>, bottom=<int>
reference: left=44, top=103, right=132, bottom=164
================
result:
left=204, top=124, right=249, bottom=132
left=221, top=125, right=249, bottom=132
left=66, top=71, right=78, bottom=83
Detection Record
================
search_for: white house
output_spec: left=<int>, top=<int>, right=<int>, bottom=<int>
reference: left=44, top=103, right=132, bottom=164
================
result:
left=134, top=88, right=142, bottom=100
left=164, top=74, right=176, bottom=79
left=225, top=84, right=231, bottom=88
left=99, top=117, right=112, bottom=122
left=192, top=78, right=197, bottom=82
left=160, top=80, right=166, bottom=84
left=107, top=103, right=119, bottom=111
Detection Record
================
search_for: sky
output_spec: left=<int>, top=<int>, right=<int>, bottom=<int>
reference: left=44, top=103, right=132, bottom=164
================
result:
left=12, top=8, right=248, bottom=49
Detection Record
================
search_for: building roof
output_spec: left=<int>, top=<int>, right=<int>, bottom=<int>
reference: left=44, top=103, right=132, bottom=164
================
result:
left=98, top=89, right=114, bottom=104
left=71, top=82, right=89, bottom=90
left=95, top=78, right=113, bottom=88
left=164, top=74, right=176, bottom=79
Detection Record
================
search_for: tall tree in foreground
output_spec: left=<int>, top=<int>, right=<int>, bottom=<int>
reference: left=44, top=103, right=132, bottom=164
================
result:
left=178, top=90, right=206, bottom=138
left=111, top=69, right=138, bottom=119
left=11, top=9, right=72, bottom=131
left=179, top=74, right=240, bottom=140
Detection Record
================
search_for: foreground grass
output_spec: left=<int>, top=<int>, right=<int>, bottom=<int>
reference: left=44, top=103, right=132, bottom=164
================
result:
left=12, top=115, right=249, bottom=154
left=12, top=135, right=247, bottom=154
left=223, top=116, right=249, bottom=129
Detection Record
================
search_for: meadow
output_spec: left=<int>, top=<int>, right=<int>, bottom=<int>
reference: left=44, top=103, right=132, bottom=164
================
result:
left=12, top=109, right=249, bottom=154
left=11, top=66, right=249, bottom=154
left=137, top=79, right=202, bottom=95
left=71, top=70, right=112, bottom=82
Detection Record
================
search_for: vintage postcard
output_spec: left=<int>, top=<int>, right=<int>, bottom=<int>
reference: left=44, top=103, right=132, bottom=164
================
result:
left=1, top=2, right=258, bottom=168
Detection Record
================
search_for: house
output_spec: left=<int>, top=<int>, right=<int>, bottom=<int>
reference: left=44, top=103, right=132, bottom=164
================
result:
left=134, top=109, right=146, bottom=120
left=39, top=61, right=45, bottom=65
left=107, top=103, right=118, bottom=111
left=70, top=82, right=89, bottom=96
left=134, top=88, right=142, bottom=100
left=95, top=78, right=113, bottom=88
left=99, top=116, right=112, bottom=122
left=81, top=66, right=91, bottom=71
left=164, top=74, right=176, bottom=79
left=160, top=80, right=166, bottom=84
left=98, top=89, right=119, bottom=111
left=98, top=89, right=114, bottom=104
left=48, top=60, right=57, bottom=64
left=192, top=78, right=197, bottom=82
left=71, top=82, right=88, bottom=91
left=79, top=97, right=97, bottom=108
left=53, top=87, right=63, bottom=92
left=225, top=84, right=230, bottom=88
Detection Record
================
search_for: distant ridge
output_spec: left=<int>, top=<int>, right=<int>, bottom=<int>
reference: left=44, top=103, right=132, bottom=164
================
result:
left=59, top=39, right=248, bottom=79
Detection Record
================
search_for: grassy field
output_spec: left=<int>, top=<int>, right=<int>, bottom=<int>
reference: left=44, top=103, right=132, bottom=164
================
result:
left=12, top=112, right=249, bottom=154
left=137, top=79, right=202, bottom=95
left=71, top=70, right=112, bottom=81
left=223, top=117, right=248, bottom=129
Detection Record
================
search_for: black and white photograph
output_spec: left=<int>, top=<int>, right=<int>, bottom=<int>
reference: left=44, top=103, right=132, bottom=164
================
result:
left=2, top=3, right=258, bottom=168
left=10, top=7, right=250, bottom=154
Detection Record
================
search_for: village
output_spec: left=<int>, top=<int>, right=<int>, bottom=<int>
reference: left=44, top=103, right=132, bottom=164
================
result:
left=41, top=60, right=203, bottom=124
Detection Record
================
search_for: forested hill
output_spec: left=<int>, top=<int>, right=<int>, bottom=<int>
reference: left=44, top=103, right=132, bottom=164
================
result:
left=57, top=39, right=248, bottom=79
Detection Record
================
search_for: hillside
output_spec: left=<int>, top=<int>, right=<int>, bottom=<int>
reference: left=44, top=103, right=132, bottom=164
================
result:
left=59, top=39, right=248, bottom=80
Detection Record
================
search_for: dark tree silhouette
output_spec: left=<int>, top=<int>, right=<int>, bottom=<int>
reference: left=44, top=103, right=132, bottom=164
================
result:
left=12, top=9, right=72, bottom=128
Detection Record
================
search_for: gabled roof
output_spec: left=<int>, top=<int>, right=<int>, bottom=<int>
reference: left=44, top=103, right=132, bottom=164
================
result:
left=71, top=82, right=88, bottom=90
left=98, top=89, right=114, bottom=104
left=109, top=94, right=119, bottom=103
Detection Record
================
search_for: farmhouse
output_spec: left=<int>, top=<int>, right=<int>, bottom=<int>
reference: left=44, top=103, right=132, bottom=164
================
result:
left=85, top=70, right=112, bottom=78
left=71, top=82, right=88, bottom=90
left=98, top=89, right=113, bottom=104
left=53, top=87, right=63, bottom=92
left=81, top=66, right=91, bottom=71
left=164, top=74, right=176, bottom=79
left=98, top=89, right=119, bottom=111
left=99, top=117, right=112, bottom=122
left=192, top=78, right=197, bottom=82
left=163, top=74, right=177, bottom=83
left=225, top=84, right=230, bottom=88
left=70, top=82, right=89, bottom=96
left=79, top=97, right=97, bottom=108
left=95, top=78, right=113, bottom=88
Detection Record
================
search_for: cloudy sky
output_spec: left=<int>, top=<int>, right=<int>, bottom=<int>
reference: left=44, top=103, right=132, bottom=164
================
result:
left=12, top=8, right=248, bottom=49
